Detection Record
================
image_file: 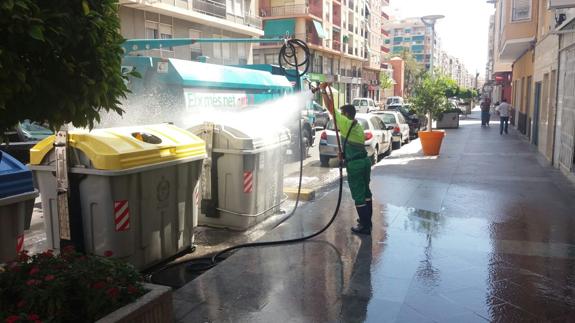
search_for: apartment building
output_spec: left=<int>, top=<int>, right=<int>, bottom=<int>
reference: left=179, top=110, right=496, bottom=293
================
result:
left=361, top=0, right=390, bottom=101
left=553, top=3, right=575, bottom=177
left=488, top=0, right=575, bottom=181
left=254, top=0, right=372, bottom=104
left=386, top=17, right=440, bottom=71
left=119, top=0, right=263, bottom=65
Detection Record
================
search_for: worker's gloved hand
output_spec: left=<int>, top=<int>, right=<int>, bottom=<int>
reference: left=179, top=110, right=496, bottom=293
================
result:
left=319, top=82, right=335, bottom=115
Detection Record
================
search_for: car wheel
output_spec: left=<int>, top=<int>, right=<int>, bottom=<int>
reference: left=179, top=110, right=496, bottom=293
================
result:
left=298, top=129, right=311, bottom=160
left=370, top=147, right=378, bottom=165
left=392, top=138, right=402, bottom=150
left=320, top=155, right=330, bottom=167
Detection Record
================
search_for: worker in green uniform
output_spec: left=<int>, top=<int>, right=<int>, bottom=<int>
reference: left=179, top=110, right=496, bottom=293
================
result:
left=321, top=85, right=373, bottom=234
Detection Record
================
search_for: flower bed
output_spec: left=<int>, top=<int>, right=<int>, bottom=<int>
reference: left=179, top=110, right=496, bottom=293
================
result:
left=0, top=247, right=147, bottom=322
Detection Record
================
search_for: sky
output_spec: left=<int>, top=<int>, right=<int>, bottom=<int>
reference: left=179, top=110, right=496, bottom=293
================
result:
left=389, top=0, right=496, bottom=76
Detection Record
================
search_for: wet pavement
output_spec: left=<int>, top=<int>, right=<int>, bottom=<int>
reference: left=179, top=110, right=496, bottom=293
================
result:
left=172, top=110, right=575, bottom=322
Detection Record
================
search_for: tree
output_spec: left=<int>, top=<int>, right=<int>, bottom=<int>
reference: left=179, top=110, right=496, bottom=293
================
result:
left=399, top=49, right=424, bottom=98
left=411, top=74, right=452, bottom=131
left=379, top=72, right=394, bottom=93
left=0, top=0, right=129, bottom=134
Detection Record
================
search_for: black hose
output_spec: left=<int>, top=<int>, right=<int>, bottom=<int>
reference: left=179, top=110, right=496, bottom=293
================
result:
left=148, top=39, right=345, bottom=277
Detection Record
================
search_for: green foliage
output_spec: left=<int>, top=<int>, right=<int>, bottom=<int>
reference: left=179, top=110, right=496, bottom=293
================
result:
left=410, top=74, right=453, bottom=126
left=458, top=88, right=479, bottom=101
left=0, top=247, right=146, bottom=322
left=399, top=49, right=424, bottom=97
left=441, top=78, right=459, bottom=98
left=379, top=72, right=394, bottom=91
left=0, top=0, right=128, bottom=133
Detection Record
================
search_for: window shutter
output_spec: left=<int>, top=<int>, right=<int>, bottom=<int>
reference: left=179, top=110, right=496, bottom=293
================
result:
left=512, top=0, right=531, bottom=21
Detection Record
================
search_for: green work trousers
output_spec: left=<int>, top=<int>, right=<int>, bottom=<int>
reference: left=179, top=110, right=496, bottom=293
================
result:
left=346, top=157, right=372, bottom=206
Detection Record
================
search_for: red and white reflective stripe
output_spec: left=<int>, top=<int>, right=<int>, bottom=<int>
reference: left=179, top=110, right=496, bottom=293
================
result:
left=16, top=234, right=24, bottom=253
left=243, top=171, right=253, bottom=193
left=114, top=200, right=130, bottom=232
left=194, top=187, right=200, bottom=207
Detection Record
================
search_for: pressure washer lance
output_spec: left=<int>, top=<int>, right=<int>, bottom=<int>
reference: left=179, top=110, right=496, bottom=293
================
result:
left=147, top=40, right=345, bottom=278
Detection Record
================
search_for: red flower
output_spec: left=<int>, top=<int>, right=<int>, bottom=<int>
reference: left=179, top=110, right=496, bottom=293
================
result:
left=8, top=262, right=21, bottom=272
left=29, top=267, right=40, bottom=275
left=27, top=314, right=40, bottom=321
left=127, top=285, right=139, bottom=294
left=5, top=315, right=20, bottom=323
left=17, top=300, right=26, bottom=308
left=106, top=287, right=119, bottom=298
left=41, top=250, right=54, bottom=258
left=17, top=252, right=30, bottom=261
left=62, top=245, right=75, bottom=254
left=104, top=250, right=114, bottom=257
left=26, top=279, right=40, bottom=286
left=92, top=281, right=106, bottom=289
left=44, top=274, right=55, bottom=281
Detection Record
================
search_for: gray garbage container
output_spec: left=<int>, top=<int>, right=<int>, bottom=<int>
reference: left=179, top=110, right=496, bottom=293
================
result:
left=0, top=151, right=38, bottom=262
left=29, top=124, right=206, bottom=269
left=189, top=122, right=289, bottom=230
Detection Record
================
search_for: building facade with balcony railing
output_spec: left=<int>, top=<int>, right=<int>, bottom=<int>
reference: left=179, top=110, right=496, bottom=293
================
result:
left=254, top=0, right=369, bottom=104
left=119, top=0, right=263, bottom=64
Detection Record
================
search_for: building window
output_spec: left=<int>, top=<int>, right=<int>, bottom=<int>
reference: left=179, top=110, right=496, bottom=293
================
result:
left=312, top=54, right=323, bottom=73
left=189, top=29, right=202, bottom=60
left=512, top=0, right=531, bottom=22
left=145, top=21, right=159, bottom=39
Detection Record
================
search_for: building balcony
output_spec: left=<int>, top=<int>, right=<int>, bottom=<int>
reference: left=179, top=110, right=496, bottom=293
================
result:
left=381, top=10, right=389, bottom=20
left=260, top=4, right=309, bottom=17
left=381, top=46, right=389, bottom=53
left=332, top=40, right=341, bottom=51
left=497, top=1, right=537, bottom=62
left=381, top=29, right=389, bottom=37
left=120, top=0, right=263, bottom=35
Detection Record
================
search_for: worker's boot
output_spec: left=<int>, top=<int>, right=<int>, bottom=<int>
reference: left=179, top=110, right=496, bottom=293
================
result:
left=357, top=200, right=373, bottom=225
left=351, top=205, right=371, bottom=235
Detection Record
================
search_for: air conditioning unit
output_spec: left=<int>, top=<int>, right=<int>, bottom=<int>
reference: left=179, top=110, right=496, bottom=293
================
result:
left=549, top=0, right=575, bottom=9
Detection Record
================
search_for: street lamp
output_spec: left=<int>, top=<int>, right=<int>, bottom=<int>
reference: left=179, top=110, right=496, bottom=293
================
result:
left=421, top=15, right=444, bottom=75
left=421, top=15, right=444, bottom=131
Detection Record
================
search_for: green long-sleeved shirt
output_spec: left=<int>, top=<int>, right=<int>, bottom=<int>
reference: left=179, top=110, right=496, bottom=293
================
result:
left=333, top=108, right=367, bottom=161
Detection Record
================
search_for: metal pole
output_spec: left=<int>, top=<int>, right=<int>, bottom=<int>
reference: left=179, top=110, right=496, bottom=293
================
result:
left=54, top=127, right=71, bottom=241
left=427, top=23, right=435, bottom=131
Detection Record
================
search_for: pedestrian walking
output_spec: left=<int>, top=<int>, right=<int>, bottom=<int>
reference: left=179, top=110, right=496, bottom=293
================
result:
left=496, top=98, right=511, bottom=135
left=480, top=97, right=491, bottom=127
left=320, top=84, right=373, bottom=235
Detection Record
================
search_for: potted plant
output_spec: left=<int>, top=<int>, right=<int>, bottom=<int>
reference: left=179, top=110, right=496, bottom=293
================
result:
left=0, top=247, right=172, bottom=323
left=436, top=105, right=462, bottom=129
left=411, top=74, right=452, bottom=156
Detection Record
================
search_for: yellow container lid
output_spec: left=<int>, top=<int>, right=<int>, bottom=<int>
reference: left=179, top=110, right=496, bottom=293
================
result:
left=30, top=124, right=206, bottom=170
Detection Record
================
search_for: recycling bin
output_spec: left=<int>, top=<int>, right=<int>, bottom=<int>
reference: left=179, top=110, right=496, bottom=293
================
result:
left=0, top=151, right=39, bottom=263
left=29, top=124, right=206, bottom=269
left=189, top=122, right=289, bottom=230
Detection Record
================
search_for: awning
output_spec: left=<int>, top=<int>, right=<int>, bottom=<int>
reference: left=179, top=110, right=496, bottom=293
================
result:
left=312, top=20, right=327, bottom=39
left=264, top=19, right=295, bottom=38
left=166, top=58, right=293, bottom=90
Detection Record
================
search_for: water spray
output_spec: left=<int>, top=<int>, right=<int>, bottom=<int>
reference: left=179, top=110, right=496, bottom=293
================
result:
left=148, top=39, right=346, bottom=278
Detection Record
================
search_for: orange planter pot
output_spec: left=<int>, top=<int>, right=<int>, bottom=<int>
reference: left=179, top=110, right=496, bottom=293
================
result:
left=418, top=130, right=445, bottom=156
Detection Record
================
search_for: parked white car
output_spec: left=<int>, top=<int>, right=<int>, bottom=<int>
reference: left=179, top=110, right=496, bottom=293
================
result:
left=318, top=113, right=392, bottom=166
left=385, top=96, right=404, bottom=108
left=352, top=98, right=378, bottom=113
left=371, top=110, right=410, bottom=150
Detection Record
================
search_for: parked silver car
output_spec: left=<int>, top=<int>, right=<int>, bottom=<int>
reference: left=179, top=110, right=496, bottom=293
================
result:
left=318, top=113, right=392, bottom=167
left=371, top=111, right=410, bottom=150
